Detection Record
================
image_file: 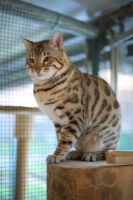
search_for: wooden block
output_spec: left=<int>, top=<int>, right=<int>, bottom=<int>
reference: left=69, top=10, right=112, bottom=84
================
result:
left=106, top=150, right=133, bottom=164
left=107, top=150, right=133, bottom=156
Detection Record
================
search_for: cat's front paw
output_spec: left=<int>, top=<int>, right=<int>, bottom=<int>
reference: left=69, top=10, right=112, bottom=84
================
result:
left=46, top=155, right=64, bottom=164
left=82, top=152, right=98, bottom=161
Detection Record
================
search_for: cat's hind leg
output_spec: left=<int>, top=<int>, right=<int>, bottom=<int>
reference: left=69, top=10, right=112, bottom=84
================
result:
left=67, top=150, right=106, bottom=161
left=66, top=150, right=83, bottom=160
left=75, top=132, right=106, bottom=161
left=82, top=151, right=106, bottom=161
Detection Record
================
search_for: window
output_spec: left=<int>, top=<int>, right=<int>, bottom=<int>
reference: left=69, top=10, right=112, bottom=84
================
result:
left=117, top=47, right=133, bottom=150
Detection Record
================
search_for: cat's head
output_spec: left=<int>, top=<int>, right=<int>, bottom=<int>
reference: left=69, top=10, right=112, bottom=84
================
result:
left=21, top=31, right=68, bottom=83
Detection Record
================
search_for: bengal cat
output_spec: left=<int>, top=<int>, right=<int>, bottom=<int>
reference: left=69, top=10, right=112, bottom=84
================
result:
left=21, top=31, right=121, bottom=164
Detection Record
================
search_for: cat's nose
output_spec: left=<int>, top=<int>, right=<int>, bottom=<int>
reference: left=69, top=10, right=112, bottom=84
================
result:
left=35, top=69, right=41, bottom=74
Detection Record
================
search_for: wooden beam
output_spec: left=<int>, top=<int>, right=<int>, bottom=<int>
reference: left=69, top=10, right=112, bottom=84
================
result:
left=0, top=106, right=43, bottom=115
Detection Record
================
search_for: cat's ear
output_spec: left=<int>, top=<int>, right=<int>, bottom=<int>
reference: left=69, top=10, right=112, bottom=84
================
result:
left=49, top=31, right=63, bottom=50
left=20, top=37, right=34, bottom=52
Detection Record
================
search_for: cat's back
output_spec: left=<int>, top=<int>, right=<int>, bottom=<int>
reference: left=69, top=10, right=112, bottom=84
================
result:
left=81, top=73, right=120, bottom=125
left=82, top=73, right=117, bottom=102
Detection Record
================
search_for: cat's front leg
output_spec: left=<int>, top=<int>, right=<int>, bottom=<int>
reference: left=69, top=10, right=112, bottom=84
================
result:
left=46, top=125, right=81, bottom=164
left=54, top=123, right=61, bottom=141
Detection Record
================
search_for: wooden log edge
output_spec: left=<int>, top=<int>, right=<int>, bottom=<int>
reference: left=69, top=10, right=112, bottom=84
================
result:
left=47, top=160, right=133, bottom=200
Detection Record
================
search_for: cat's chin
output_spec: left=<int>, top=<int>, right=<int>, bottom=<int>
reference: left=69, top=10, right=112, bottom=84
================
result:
left=33, top=76, right=48, bottom=81
left=31, top=71, right=57, bottom=82
left=31, top=75, right=52, bottom=83
left=36, top=76, right=47, bottom=80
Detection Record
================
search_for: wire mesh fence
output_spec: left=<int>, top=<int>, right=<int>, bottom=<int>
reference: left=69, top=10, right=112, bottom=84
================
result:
left=0, top=1, right=87, bottom=200
left=0, top=1, right=133, bottom=200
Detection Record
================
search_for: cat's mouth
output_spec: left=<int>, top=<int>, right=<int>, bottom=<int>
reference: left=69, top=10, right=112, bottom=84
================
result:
left=31, top=73, right=52, bottom=81
left=31, top=74, right=44, bottom=80
left=36, top=74, right=43, bottom=77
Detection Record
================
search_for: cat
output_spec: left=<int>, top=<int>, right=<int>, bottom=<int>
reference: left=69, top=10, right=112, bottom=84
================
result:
left=21, top=31, right=121, bottom=164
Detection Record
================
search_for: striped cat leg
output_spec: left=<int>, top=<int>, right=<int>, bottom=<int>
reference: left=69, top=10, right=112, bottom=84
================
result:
left=54, top=123, right=62, bottom=140
left=46, top=123, right=81, bottom=164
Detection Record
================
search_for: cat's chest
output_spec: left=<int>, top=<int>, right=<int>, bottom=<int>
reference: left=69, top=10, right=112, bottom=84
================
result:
left=34, top=91, right=68, bottom=125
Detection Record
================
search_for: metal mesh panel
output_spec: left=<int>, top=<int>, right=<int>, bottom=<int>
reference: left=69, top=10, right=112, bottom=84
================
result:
left=0, top=1, right=86, bottom=200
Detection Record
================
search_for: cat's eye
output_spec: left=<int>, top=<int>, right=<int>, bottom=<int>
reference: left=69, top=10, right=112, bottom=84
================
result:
left=29, top=58, right=34, bottom=63
left=43, top=56, right=51, bottom=62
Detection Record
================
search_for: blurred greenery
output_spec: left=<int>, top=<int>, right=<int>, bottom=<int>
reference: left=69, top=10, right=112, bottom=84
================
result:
left=29, top=140, right=51, bottom=154
left=0, top=142, right=11, bottom=155
left=0, top=140, right=48, bottom=200
left=0, top=184, right=10, bottom=198
left=27, top=182, right=46, bottom=200
left=118, top=131, right=133, bottom=150
left=28, top=163, right=46, bottom=173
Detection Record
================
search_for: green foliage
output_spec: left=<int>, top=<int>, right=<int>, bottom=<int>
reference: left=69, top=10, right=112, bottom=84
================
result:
left=118, top=131, right=133, bottom=150
left=27, top=182, right=46, bottom=200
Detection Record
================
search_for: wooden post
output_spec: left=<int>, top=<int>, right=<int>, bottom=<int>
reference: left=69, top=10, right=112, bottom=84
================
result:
left=47, top=160, right=133, bottom=200
left=14, top=114, right=34, bottom=200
